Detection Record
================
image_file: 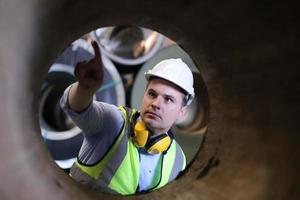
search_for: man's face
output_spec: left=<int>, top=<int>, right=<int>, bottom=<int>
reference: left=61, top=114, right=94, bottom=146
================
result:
left=140, top=78, right=187, bottom=134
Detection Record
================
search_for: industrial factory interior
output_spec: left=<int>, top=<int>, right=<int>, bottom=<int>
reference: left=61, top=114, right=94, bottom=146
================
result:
left=0, top=0, right=299, bottom=200
left=39, top=26, right=208, bottom=172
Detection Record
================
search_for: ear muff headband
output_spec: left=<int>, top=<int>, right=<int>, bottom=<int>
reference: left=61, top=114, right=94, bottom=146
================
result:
left=146, top=134, right=171, bottom=154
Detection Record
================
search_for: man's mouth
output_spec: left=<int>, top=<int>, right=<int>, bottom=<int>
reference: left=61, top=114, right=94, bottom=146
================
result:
left=145, top=111, right=161, bottom=119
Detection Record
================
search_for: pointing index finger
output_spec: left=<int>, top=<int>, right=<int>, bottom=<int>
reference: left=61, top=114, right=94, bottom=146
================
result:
left=91, top=41, right=101, bottom=62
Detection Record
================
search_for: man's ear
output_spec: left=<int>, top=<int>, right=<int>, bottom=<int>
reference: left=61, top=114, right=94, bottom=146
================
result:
left=178, top=106, right=188, bottom=121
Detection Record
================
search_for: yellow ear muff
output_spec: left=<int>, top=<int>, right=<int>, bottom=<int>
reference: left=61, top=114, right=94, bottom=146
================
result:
left=147, top=135, right=171, bottom=154
left=134, top=120, right=149, bottom=147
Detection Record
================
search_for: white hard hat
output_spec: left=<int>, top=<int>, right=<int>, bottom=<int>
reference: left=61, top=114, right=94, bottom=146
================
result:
left=144, top=58, right=195, bottom=105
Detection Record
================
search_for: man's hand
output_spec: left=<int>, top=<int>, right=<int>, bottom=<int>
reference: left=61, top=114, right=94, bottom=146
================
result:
left=74, top=41, right=103, bottom=91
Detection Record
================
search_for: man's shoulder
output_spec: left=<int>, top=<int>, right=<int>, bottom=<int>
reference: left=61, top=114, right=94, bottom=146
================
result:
left=117, top=106, right=139, bottom=121
left=117, top=105, right=138, bottom=113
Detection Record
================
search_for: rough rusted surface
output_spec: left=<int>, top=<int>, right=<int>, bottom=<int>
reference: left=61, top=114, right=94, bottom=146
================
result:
left=0, top=0, right=299, bottom=199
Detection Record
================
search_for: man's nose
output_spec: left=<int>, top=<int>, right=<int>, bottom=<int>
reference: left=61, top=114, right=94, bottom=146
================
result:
left=151, top=97, right=162, bottom=110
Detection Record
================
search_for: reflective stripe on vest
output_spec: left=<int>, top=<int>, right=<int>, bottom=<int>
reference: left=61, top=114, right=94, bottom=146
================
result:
left=168, top=142, right=186, bottom=182
left=70, top=106, right=185, bottom=195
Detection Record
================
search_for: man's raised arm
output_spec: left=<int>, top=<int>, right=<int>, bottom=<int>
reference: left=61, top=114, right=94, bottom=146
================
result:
left=68, top=41, right=104, bottom=112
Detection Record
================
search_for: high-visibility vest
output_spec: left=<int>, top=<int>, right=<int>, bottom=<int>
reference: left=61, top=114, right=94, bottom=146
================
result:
left=70, top=106, right=186, bottom=195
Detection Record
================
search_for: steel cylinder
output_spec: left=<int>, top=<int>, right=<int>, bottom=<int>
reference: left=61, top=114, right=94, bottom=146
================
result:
left=0, top=0, right=299, bottom=200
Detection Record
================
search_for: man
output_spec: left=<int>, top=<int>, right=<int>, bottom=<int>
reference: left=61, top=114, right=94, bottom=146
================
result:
left=60, top=41, right=195, bottom=195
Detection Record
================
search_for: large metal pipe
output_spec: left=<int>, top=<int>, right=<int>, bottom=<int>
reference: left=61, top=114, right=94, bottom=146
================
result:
left=0, top=0, right=299, bottom=200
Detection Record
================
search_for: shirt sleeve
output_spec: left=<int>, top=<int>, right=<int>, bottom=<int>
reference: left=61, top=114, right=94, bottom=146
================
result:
left=60, top=85, right=124, bottom=137
left=60, top=85, right=125, bottom=164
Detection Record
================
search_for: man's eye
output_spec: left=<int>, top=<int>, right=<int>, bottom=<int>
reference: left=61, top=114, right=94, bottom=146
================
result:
left=148, top=91, right=156, bottom=97
left=165, top=97, right=174, bottom=103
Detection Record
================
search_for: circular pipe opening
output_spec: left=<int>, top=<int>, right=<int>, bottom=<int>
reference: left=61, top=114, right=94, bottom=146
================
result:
left=92, top=26, right=165, bottom=65
left=38, top=25, right=210, bottom=194
left=4, top=1, right=298, bottom=199
left=40, top=71, right=77, bottom=132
